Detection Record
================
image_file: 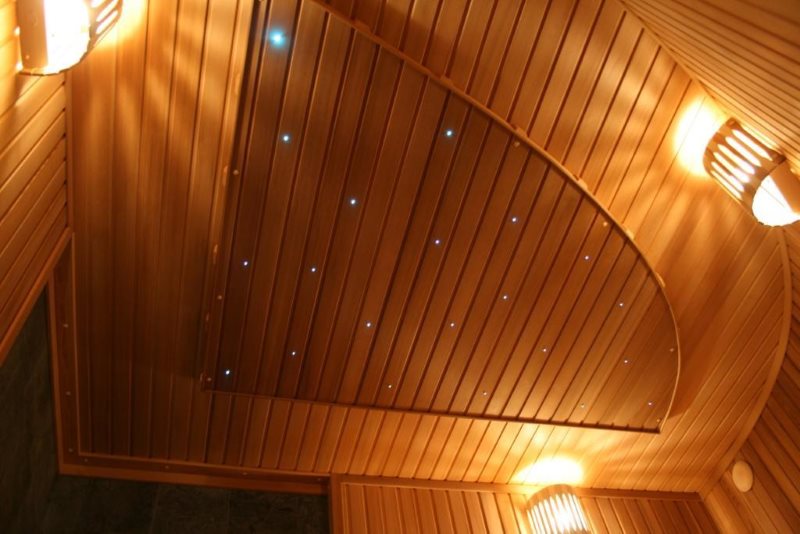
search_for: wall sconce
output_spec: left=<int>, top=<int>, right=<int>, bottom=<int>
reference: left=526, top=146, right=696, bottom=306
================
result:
left=16, top=0, right=122, bottom=75
left=704, top=119, right=800, bottom=226
left=526, top=485, right=591, bottom=534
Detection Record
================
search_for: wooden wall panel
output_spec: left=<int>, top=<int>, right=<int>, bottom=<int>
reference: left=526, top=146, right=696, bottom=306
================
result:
left=332, top=476, right=718, bottom=533
left=619, top=0, right=800, bottom=173
left=62, top=0, right=789, bottom=495
left=703, top=225, right=800, bottom=533
left=0, top=0, right=70, bottom=363
left=203, top=0, right=679, bottom=432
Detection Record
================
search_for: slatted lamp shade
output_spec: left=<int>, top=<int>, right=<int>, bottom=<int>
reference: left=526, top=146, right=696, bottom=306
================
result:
left=704, top=119, right=800, bottom=226
left=526, top=485, right=592, bottom=534
left=16, top=0, right=122, bottom=75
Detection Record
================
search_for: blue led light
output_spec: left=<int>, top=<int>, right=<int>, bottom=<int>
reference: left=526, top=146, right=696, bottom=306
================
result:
left=269, top=30, right=287, bottom=47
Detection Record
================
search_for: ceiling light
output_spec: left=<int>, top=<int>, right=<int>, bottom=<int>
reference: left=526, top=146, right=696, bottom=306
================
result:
left=705, top=119, right=800, bottom=226
left=513, top=457, right=583, bottom=486
left=527, top=485, right=591, bottom=534
left=16, top=0, right=121, bottom=75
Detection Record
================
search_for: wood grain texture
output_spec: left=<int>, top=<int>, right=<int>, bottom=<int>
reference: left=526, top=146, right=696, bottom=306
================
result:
left=619, top=0, right=800, bottom=173
left=703, top=225, right=800, bottom=534
left=61, top=0, right=789, bottom=495
left=0, top=0, right=69, bottom=364
left=202, top=0, right=679, bottom=432
left=332, top=476, right=718, bottom=533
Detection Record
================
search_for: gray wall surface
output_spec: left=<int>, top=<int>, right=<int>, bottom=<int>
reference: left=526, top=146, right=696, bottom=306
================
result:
left=42, top=477, right=330, bottom=533
left=0, top=296, right=57, bottom=533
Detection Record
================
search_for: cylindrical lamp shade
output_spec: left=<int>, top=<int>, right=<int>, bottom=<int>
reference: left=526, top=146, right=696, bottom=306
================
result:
left=704, top=119, right=800, bottom=226
left=16, top=0, right=122, bottom=75
left=526, top=485, right=592, bottom=534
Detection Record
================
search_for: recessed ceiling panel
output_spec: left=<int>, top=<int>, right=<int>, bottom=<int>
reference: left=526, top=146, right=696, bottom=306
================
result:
left=202, top=0, right=679, bottom=432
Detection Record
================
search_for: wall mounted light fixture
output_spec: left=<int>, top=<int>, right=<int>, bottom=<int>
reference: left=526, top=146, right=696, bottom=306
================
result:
left=704, top=119, right=800, bottom=226
left=526, top=485, right=591, bottom=534
left=16, top=0, right=122, bottom=75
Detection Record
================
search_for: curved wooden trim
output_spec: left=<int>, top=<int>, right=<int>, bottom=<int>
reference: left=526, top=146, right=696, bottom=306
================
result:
left=700, top=228, right=792, bottom=496
left=333, top=474, right=703, bottom=501
left=198, top=385, right=661, bottom=435
left=311, top=9, right=684, bottom=415
left=201, top=0, right=682, bottom=431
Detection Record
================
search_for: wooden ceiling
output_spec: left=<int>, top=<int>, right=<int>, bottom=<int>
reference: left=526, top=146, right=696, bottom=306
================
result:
left=203, top=0, right=679, bottom=432
left=57, top=0, right=789, bottom=494
left=619, top=0, right=800, bottom=172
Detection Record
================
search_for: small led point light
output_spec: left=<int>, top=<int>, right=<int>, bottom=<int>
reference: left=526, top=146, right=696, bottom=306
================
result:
left=618, top=302, right=624, bottom=307
left=444, top=129, right=455, bottom=138
left=449, top=322, right=456, bottom=328
left=387, top=384, right=393, bottom=389
left=290, top=351, right=297, bottom=357
left=365, top=321, right=373, bottom=328
left=511, top=216, right=518, bottom=223
left=242, top=260, right=249, bottom=267
left=310, top=266, right=317, bottom=273
left=224, top=369, right=231, bottom=376
left=502, top=294, right=509, bottom=301
left=349, top=197, right=358, bottom=206
left=281, top=133, right=291, bottom=143
left=269, top=30, right=287, bottom=47
left=647, top=401, right=654, bottom=407
left=584, top=255, right=590, bottom=261
left=433, top=239, right=441, bottom=246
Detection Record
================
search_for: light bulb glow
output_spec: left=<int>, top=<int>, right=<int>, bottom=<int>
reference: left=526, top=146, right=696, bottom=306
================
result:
left=513, top=457, right=584, bottom=486
left=43, top=0, right=91, bottom=73
left=674, top=99, right=725, bottom=176
left=753, top=175, right=800, bottom=227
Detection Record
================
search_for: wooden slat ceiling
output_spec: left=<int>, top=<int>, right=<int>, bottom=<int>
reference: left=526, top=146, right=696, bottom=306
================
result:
left=332, top=476, right=719, bottom=533
left=618, top=0, right=800, bottom=172
left=0, top=1, right=69, bottom=362
left=203, top=0, right=679, bottom=432
left=61, top=0, right=789, bottom=493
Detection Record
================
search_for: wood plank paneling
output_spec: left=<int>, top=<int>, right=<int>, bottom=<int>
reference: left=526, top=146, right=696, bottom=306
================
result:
left=202, top=0, right=679, bottom=432
left=703, top=225, right=800, bottom=534
left=619, top=0, right=800, bottom=173
left=61, top=0, right=789, bottom=495
left=0, top=1, right=69, bottom=363
left=332, top=476, right=718, bottom=533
